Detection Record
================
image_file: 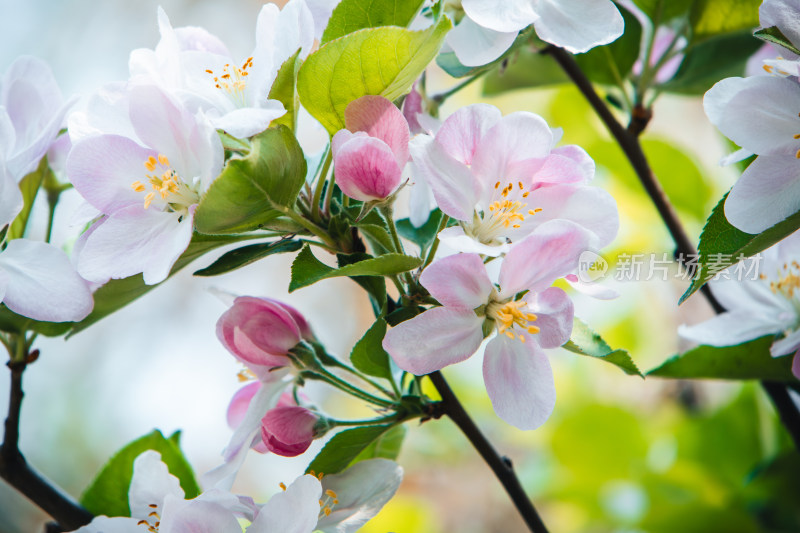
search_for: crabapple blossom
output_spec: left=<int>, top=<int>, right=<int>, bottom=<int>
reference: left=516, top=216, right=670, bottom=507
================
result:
left=384, top=220, right=592, bottom=429
left=261, top=405, right=324, bottom=457
left=331, top=96, right=410, bottom=202
left=66, top=84, right=223, bottom=285
left=680, top=232, right=800, bottom=379
left=446, top=0, right=624, bottom=67
left=409, top=103, right=617, bottom=255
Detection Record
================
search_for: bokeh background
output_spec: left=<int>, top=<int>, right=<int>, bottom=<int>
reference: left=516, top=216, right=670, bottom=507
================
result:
left=1, top=1, right=798, bottom=532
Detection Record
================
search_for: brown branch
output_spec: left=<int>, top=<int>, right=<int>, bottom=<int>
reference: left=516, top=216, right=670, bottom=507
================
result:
left=1, top=359, right=93, bottom=531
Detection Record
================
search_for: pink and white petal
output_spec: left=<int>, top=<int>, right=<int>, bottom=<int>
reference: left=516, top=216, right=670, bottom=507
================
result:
left=67, top=83, right=135, bottom=143
left=533, top=0, right=624, bottom=53
left=408, top=163, right=435, bottom=228
left=316, top=459, right=403, bottom=533
left=525, top=184, right=619, bottom=248
left=434, top=104, right=502, bottom=165
left=483, top=337, right=556, bottom=430
left=0, top=239, right=93, bottom=322
left=129, top=451, right=184, bottom=520
left=247, top=474, right=321, bottom=533
left=333, top=135, right=402, bottom=201
left=174, top=26, right=230, bottom=55
left=678, top=312, right=782, bottom=347
left=67, top=134, right=154, bottom=212
left=447, top=16, right=519, bottom=68
left=724, top=154, right=800, bottom=234
left=0, top=164, right=23, bottom=227
left=160, top=497, right=242, bottom=533
left=760, top=0, right=800, bottom=55
left=69, top=517, right=144, bottom=533
left=306, top=0, right=341, bottom=40
left=437, top=226, right=509, bottom=256
left=462, top=0, right=539, bottom=32
left=524, top=287, right=573, bottom=348
left=227, top=382, right=262, bottom=429
left=711, top=76, right=800, bottom=156
left=345, top=95, right=410, bottom=166
left=401, top=85, right=424, bottom=135
left=419, top=252, right=493, bottom=308
left=76, top=205, right=192, bottom=285
left=212, top=103, right=287, bottom=139
left=565, top=275, right=619, bottom=299
left=770, top=328, right=800, bottom=357
left=539, top=144, right=596, bottom=183
left=409, top=134, right=479, bottom=221
left=471, top=112, right=553, bottom=185
left=499, top=220, right=593, bottom=295
left=708, top=276, right=792, bottom=318
left=383, top=307, right=485, bottom=375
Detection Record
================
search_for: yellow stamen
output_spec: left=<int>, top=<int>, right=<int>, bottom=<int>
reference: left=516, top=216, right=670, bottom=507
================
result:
left=279, top=482, right=287, bottom=491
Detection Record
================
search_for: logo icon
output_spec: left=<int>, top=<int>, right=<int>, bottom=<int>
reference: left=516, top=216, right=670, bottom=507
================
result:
left=577, top=251, right=609, bottom=283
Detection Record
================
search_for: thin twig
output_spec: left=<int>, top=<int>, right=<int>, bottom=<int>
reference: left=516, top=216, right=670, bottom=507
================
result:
left=429, top=371, right=549, bottom=533
left=1, top=360, right=93, bottom=530
left=762, top=382, right=800, bottom=449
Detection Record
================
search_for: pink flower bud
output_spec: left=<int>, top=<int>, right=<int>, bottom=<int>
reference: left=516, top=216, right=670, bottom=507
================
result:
left=331, top=95, right=410, bottom=202
left=216, top=297, right=312, bottom=369
left=260, top=406, right=323, bottom=457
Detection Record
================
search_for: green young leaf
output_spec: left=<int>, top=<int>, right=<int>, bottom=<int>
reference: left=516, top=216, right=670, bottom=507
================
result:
left=436, top=30, right=532, bottom=79
left=194, top=125, right=307, bottom=234
left=70, top=233, right=254, bottom=336
left=754, top=26, right=800, bottom=56
left=352, top=424, right=406, bottom=463
left=289, top=245, right=420, bottom=292
left=321, top=0, right=425, bottom=44
left=395, top=208, right=443, bottom=252
left=633, top=0, right=694, bottom=21
left=80, top=430, right=200, bottom=517
left=337, top=252, right=389, bottom=317
left=8, top=157, right=48, bottom=240
left=193, top=239, right=302, bottom=276
left=298, top=16, right=452, bottom=134
left=350, top=318, right=393, bottom=380
left=268, top=50, right=302, bottom=131
left=690, top=0, right=761, bottom=42
left=306, top=425, right=394, bottom=476
left=0, top=306, right=73, bottom=337
left=661, top=31, right=761, bottom=94
left=481, top=49, right=569, bottom=94
left=681, top=192, right=800, bottom=304
left=574, top=7, right=642, bottom=86
left=647, top=336, right=796, bottom=381
left=356, top=223, right=394, bottom=254
left=562, top=318, right=642, bottom=377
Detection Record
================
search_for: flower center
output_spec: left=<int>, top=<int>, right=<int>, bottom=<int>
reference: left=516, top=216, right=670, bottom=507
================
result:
left=467, top=180, right=541, bottom=245
left=205, top=57, right=253, bottom=107
left=764, top=261, right=800, bottom=299
left=279, top=475, right=339, bottom=518
left=136, top=503, right=161, bottom=532
left=131, top=154, right=198, bottom=214
left=485, top=297, right=539, bottom=342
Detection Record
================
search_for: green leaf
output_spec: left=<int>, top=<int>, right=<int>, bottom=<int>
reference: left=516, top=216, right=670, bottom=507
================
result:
left=350, top=318, right=393, bottom=380
left=562, top=318, right=642, bottom=377
left=289, top=245, right=420, bottom=292
left=754, top=26, right=800, bottom=56
left=647, top=336, right=797, bottom=381
left=321, top=0, right=425, bottom=44
left=574, top=7, right=642, bottom=86
left=642, top=139, right=712, bottom=220
left=70, top=233, right=253, bottom=335
left=661, top=31, right=761, bottom=94
left=8, top=157, right=48, bottom=240
left=298, top=16, right=452, bottom=134
left=481, top=49, right=569, bottom=94
left=193, top=238, right=302, bottom=276
left=681, top=192, right=800, bottom=304
left=194, top=125, right=307, bottom=234
left=337, top=252, right=389, bottom=317
left=306, top=425, right=394, bottom=476
left=395, top=208, right=443, bottom=252
left=268, top=50, right=302, bottom=131
left=690, top=0, right=760, bottom=41
left=352, top=424, right=406, bottom=463
left=357, top=223, right=394, bottom=254
left=80, top=430, right=200, bottom=517
left=0, top=306, right=73, bottom=337
left=633, top=0, right=694, bottom=21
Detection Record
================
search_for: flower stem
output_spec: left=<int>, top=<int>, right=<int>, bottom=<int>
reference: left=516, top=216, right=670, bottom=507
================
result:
left=311, top=147, right=332, bottom=222
left=429, top=371, right=549, bottom=533
left=421, top=214, right=449, bottom=270
left=308, top=368, right=395, bottom=408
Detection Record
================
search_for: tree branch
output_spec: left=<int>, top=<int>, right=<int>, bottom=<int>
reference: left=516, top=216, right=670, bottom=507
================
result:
left=1, top=359, right=93, bottom=531
left=429, top=371, right=549, bottom=533
left=544, top=44, right=800, bottom=446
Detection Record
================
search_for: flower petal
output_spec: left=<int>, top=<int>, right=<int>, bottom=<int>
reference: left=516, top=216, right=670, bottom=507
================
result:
left=247, top=474, right=321, bottom=533
left=499, top=220, right=592, bottom=294
left=462, top=0, right=539, bottom=32
left=533, top=0, right=624, bottom=54
left=69, top=517, right=145, bottom=533
left=129, top=451, right=185, bottom=520
left=760, top=0, right=800, bottom=55
left=316, top=459, right=403, bottom=533
left=483, top=336, right=556, bottom=430
left=211, top=103, right=287, bottom=139
left=383, top=307, right=485, bottom=375
left=678, top=311, right=782, bottom=347
left=437, top=226, right=510, bottom=256
left=524, top=287, right=574, bottom=349
left=0, top=239, right=93, bottom=322
left=419, top=253, right=493, bottom=308
left=434, top=104, right=502, bottom=166
left=446, top=16, right=519, bottom=67
left=332, top=134, right=402, bottom=201
left=771, top=328, right=800, bottom=357
left=345, top=95, right=410, bottom=167
left=724, top=154, right=800, bottom=233
left=160, top=496, right=243, bottom=533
